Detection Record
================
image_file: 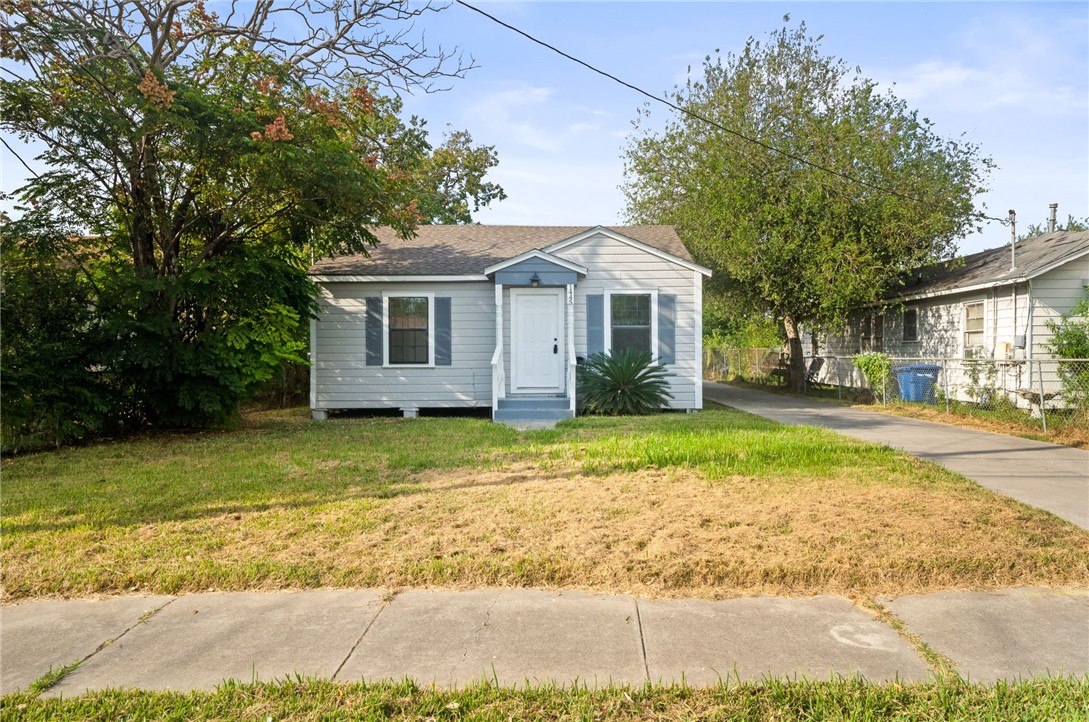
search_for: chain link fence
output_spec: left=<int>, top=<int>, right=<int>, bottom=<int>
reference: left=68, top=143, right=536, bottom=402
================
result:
left=705, top=348, right=1089, bottom=430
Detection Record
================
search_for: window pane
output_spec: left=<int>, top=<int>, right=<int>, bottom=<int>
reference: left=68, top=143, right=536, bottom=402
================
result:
left=964, top=303, right=984, bottom=351
left=903, top=309, right=918, bottom=342
left=612, top=327, right=651, bottom=355
left=389, top=297, right=428, bottom=364
left=611, top=294, right=652, bottom=354
left=611, top=294, right=651, bottom=326
left=390, top=297, right=428, bottom=329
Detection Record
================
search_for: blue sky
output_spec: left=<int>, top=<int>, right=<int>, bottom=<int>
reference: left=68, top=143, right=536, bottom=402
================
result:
left=2, top=2, right=1085, bottom=257
left=398, top=1, right=1088, bottom=255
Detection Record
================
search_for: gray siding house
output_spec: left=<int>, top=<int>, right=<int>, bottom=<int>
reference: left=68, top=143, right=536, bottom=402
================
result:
left=309, top=225, right=712, bottom=422
left=821, top=230, right=1089, bottom=361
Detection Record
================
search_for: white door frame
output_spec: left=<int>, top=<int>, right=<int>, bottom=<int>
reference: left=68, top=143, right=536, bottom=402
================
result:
left=510, top=287, right=565, bottom=392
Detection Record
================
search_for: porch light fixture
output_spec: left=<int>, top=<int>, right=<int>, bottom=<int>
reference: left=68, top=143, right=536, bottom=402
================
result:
left=530, top=273, right=540, bottom=287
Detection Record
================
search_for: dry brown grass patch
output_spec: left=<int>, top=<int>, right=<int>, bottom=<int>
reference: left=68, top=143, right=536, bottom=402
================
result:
left=871, top=404, right=1089, bottom=449
left=8, top=458, right=1086, bottom=601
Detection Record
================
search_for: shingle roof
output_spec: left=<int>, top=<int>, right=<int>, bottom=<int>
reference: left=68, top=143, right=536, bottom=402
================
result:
left=309, top=225, right=692, bottom=276
left=892, top=230, right=1089, bottom=300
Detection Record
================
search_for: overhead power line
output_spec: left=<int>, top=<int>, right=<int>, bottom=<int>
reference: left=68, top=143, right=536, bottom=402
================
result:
left=455, top=0, right=1009, bottom=226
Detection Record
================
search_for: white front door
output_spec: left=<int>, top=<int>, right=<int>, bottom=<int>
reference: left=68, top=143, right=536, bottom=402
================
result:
left=511, top=288, right=564, bottom=392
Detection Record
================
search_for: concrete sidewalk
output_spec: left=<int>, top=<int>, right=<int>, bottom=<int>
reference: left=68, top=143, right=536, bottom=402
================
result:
left=2, top=587, right=1087, bottom=696
left=703, top=382, right=1089, bottom=529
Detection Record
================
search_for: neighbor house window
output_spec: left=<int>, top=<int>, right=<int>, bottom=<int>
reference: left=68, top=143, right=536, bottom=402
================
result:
left=387, top=295, right=430, bottom=364
left=873, top=314, right=884, bottom=352
left=610, top=293, right=653, bottom=355
left=964, top=302, right=984, bottom=352
left=859, top=314, right=872, bottom=352
left=903, top=309, right=918, bottom=342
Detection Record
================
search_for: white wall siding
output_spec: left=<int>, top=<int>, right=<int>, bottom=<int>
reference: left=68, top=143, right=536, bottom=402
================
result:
left=821, top=283, right=1036, bottom=363
left=1030, top=256, right=1089, bottom=357
left=556, top=233, right=700, bottom=409
left=313, top=281, right=494, bottom=410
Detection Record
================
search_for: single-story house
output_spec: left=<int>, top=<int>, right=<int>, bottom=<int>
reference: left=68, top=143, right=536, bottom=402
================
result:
left=820, top=229, right=1089, bottom=360
left=816, top=229, right=1089, bottom=404
left=308, top=225, right=712, bottom=422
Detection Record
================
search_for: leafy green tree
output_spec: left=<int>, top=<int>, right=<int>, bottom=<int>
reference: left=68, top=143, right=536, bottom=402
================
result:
left=1, top=1, right=504, bottom=429
left=0, top=234, right=115, bottom=450
left=623, top=22, right=992, bottom=388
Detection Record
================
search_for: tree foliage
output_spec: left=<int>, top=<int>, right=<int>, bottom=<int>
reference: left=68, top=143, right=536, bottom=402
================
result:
left=623, top=22, right=992, bottom=387
left=0, top=0, right=504, bottom=440
left=1019, top=214, right=1089, bottom=241
left=1046, top=290, right=1089, bottom=410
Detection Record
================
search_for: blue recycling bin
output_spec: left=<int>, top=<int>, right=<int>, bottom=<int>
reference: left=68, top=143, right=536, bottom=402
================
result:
left=894, top=364, right=941, bottom=403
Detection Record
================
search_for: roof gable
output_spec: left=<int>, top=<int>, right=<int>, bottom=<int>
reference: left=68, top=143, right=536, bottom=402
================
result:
left=483, top=249, right=587, bottom=276
left=546, top=226, right=712, bottom=276
left=891, top=230, right=1089, bottom=301
left=309, top=225, right=698, bottom=276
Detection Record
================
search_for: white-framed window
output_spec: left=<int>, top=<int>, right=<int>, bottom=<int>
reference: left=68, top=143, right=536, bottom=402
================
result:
left=383, top=292, right=435, bottom=367
left=903, top=308, right=918, bottom=343
left=604, top=290, right=658, bottom=358
left=963, top=301, right=984, bottom=355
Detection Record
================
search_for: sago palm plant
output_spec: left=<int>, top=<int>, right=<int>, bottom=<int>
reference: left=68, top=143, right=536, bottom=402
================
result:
left=577, top=349, right=673, bottom=415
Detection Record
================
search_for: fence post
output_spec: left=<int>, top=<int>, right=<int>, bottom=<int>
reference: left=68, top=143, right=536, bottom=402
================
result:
left=836, top=358, right=842, bottom=399
left=1036, top=360, right=1048, bottom=432
left=943, top=359, right=950, bottom=413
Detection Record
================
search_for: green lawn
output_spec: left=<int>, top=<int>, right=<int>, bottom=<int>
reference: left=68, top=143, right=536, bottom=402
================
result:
left=4, top=677, right=1088, bottom=721
left=4, top=407, right=1088, bottom=601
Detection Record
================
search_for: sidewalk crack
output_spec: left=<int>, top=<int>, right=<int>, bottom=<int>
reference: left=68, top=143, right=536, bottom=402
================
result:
left=451, top=591, right=500, bottom=678
left=634, top=597, right=650, bottom=683
left=91, top=596, right=176, bottom=659
left=855, top=595, right=958, bottom=679
left=333, top=590, right=396, bottom=681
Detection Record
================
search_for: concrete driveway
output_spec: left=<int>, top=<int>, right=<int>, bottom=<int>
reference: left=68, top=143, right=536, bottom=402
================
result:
left=703, top=382, right=1089, bottom=530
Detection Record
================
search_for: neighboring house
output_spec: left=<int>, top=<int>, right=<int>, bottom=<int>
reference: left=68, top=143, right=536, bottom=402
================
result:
left=308, top=225, right=712, bottom=423
left=817, top=230, right=1089, bottom=402
left=821, top=230, right=1089, bottom=360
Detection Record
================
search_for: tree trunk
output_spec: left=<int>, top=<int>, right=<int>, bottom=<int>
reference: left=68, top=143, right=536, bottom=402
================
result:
left=783, top=315, right=805, bottom=392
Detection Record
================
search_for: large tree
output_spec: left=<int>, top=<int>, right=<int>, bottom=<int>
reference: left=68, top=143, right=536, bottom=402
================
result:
left=0, top=1, right=504, bottom=435
left=623, top=22, right=992, bottom=387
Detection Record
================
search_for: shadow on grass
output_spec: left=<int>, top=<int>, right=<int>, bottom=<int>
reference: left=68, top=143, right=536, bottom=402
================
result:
left=4, top=409, right=787, bottom=533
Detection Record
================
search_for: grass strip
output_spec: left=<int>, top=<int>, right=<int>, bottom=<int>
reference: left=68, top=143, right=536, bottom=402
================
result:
left=855, top=595, right=958, bottom=678
left=3, top=677, right=1087, bottom=721
left=24, top=662, right=81, bottom=697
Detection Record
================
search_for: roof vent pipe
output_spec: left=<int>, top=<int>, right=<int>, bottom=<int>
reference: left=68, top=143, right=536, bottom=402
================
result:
left=1048, top=203, right=1058, bottom=233
left=1009, top=209, right=1017, bottom=271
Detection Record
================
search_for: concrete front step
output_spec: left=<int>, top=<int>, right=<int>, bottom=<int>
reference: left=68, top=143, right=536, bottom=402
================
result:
left=497, top=396, right=570, bottom=410
left=494, top=395, right=574, bottom=424
left=493, top=407, right=574, bottom=423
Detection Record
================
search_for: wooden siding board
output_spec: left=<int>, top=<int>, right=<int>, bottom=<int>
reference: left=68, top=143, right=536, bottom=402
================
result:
left=557, top=233, right=698, bottom=409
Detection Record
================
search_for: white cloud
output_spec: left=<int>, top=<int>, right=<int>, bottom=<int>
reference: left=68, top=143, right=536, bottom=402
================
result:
left=472, top=155, right=626, bottom=225
left=875, top=12, right=1088, bottom=117
left=467, top=81, right=619, bottom=154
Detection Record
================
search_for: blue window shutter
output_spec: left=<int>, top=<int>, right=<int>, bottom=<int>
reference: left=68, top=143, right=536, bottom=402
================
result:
left=365, top=297, right=382, bottom=366
left=435, top=296, right=452, bottom=365
left=658, top=294, right=676, bottom=364
left=586, top=294, right=604, bottom=356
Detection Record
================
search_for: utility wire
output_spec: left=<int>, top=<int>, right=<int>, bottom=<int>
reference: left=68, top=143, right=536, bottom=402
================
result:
left=455, top=0, right=1009, bottom=226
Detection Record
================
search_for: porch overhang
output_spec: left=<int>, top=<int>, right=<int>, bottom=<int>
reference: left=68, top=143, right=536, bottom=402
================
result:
left=484, top=250, right=587, bottom=287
